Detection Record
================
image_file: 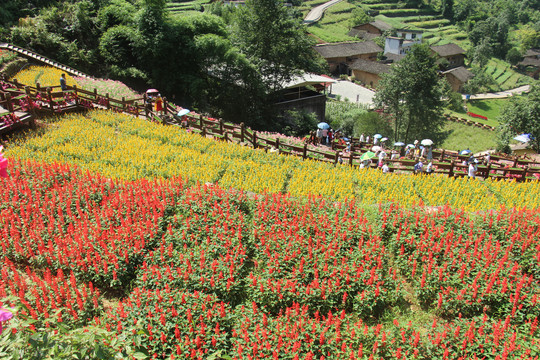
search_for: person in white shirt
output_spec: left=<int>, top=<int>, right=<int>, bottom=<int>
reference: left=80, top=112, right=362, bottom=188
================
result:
left=321, top=128, right=328, bottom=145
left=468, top=160, right=478, bottom=178
left=359, top=133, right=365, bottom=143
left=378, top=150, right=386, bottom=166
left=382, top=162, right=390, bottom=173
left=373, top=137, right=379, bottom=145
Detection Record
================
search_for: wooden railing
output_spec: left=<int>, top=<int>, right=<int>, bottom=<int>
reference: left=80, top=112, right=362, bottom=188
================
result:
left=1, top=75, right=539, bottom=182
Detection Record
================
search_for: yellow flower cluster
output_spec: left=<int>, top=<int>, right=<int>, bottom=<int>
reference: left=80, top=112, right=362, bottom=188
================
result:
left=7, top=110, right=540, bottom=211
left=10, top=66, right=77, bottom=88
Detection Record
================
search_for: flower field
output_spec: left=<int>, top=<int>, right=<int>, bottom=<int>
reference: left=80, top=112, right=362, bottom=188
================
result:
left=11, top=66, right=77, bottom=88
left=0, top=159, right=539, bottom=359
left=6, top=110, right=540, bottom=211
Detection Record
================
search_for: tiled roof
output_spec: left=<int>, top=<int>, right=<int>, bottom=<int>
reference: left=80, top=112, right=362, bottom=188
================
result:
left=314, top=41, right=383, bottom=59
left=442, top=66, right=474, bottom=82
left=431, top=43, right=466, bottom=57
left=350, top=59, right=391, bottom=74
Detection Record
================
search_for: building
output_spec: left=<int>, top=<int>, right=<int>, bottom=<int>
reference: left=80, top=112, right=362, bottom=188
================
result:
left=314, top=41, right=383, bottom=74
left=274, top=74, right=336, bottom=122
left=348, top=20, right=393, bottom=40
left=384, top=37, right=418, bottom=55
left=431, top=43, right=466, bottom=69
left=349, top=59, right=391, bottom=88
left=442, top=66, right=474, bottom=92
left=518, top=49, right=540, bottom=79
left=396, top=29, right=423, bottom=41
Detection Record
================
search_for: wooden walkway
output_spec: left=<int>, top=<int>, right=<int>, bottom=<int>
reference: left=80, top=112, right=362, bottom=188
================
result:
left=1, top=74, right=539, bottom=182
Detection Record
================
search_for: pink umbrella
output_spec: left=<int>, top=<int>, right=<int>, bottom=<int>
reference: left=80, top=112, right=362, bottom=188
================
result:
left=146, top=89, right=159, bottom=94
left=0, top=308, right=13, bottom=334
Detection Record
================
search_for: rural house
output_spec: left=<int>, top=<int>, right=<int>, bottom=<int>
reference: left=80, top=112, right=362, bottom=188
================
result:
left=442, top=66, right=474, bottom=92
left=518, top=49, right=540, bottom=79
left=348, top=19, right=393, bottom=40
left=314, top=41, right=383, bottom=74
left=349, top=59, right=391, bottom=88
left=431, top=43, right=466, bottom=69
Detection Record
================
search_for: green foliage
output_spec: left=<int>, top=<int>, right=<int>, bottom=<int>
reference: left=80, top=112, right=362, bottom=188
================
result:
left=505, top=47, right=523, bottom=66
left=349, top=6, right=372, bottom=27
left=462, top=66, right=496, bottom=94
left=498, top=84, right=540, bottom=152
left=468, top=15, right=510, bottom=58
left=0, top=298, right=138, bottom=360
left=97, top=0, right=137, bottom=30
left=280, top=109, right=319, bottom=137
left=374, top=43, right=444, bottom=143
left=99, top=25, right=142, bottom=67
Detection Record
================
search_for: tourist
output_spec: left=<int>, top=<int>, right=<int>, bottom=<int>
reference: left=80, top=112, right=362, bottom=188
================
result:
left=154, top=94, right=164, bottom=115
left=60, top=73, right=67, bottom=91
left=321, top=128, right=328, bottom=145
left=316, top=128, right=323, bottom=145
left=425, top=161, right=433, bottom=174
left=468, top=159, right=478, bottom=178
left=414, top=158, right=424, bottom=174
left=382, top=162, right=390, bottom=173
left=359, top=133, right=365, bottom=143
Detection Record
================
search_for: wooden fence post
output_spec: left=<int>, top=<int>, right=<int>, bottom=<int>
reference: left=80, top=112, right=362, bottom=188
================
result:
left=334, top=151, right=339, bottom=164
left=513, top=157, right=519, bottom=168
left=449, top=161, right=454, bottom=177
left=122, top=97, right=126, bottom=111
left=219, top=119, right=224, bottom=135
left=253, top=132, right=258, bottom=149
left=73, top=85, right=79, bottom=106
left=94, top=88, right=98, bottom=99
left=240, top=123, right=245, bottom=142
left=523, top=166, right=529, bottom=182
left=303, top=143, right=307, bottom=159
left=47, top=88, right=53, bottom=111
left=5, top=93, right=13, bottom=113
left=349, top=152, right=354, bottom=166
left=36, top=83, right=41, bottom=91
left=275, top=137, right=280, bottom=153
left=485, top=163, right=491, bottom=179
left=106, top=94, right=110, bottom=109
left=199, top=115, right=204, bottom=130
left=439, top=149, right=445, bottom=161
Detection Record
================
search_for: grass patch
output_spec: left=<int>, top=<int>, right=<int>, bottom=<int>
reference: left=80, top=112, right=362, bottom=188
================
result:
left=439, top=121, right=497, bottom=152
left=465, top=98, right=507, bottom=124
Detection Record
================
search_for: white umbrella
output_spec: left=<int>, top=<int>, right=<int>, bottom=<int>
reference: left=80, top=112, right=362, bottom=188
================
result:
left=371, top=146, right=382, bottom=152
left=421, top=139, right=433, bottom=146
left=177, top=109, right=190, bottom=116
left=373, top=134, right=383, bottom=139
left=380, top=137, right=388, bottom=142
left=394, top=142, right=405, bottom=147
left=513, top=134, right=530, bottom=143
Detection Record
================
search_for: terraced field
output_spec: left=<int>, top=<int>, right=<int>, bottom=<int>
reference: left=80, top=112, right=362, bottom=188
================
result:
left=166, top=0, right=211, bottom=15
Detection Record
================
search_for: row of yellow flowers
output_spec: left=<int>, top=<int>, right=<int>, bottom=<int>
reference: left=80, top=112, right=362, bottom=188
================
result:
left=6, top=110, right=540, bottom=211
left=11, top=66, right=77, bottom=88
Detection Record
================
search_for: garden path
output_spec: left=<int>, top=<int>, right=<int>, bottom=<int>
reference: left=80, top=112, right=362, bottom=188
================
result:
left=463, top=85, right=530, bottom=100
left=303, top=0, right=343, bottom=24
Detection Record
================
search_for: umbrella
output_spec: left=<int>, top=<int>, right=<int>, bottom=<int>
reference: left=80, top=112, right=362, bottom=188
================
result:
left=177, top=109, right=190, bottom=117
left=317, top=122, right=330, bottom=130
left=460, top=149, right=472, bottom=155
left=421, top=139, right=433, bottom=146
left=394, top=142, right=405, bottom=147
left=513, top=134, right=530, bottom=143
left=406, top=144, right=415, bottom=149
left=373, top=134, right=383, bottom=139
left=371, top=146, right=382, bottom=152
left=146, top=89, right=159, bottom=94
left=380, top=137, right=388, bottom=142
left=343, top=137, right=350, bottom=142
left=360, top=151, right=376, bottom=161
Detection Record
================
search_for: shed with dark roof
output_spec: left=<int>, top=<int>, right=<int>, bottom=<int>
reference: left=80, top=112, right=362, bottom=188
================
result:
left=350, top=59, right=391, bottom=87
left=314, top=41, right=383, bottom=74
left=348, top=20, right=393, bottom=39
left=431, top=43, right=466, bottom=69
left=442, top=66, right=474, bottom=92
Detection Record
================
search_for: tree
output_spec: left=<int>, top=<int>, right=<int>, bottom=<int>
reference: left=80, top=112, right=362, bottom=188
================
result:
left=230, top=0, right=325, bottom=95
left=374, top=44, right=444, bottom=143
left=498, top=84, right=540, bottom=153
left=506, top=48, right=523, bottom=66
left=350, top=7, right=371, bottom=28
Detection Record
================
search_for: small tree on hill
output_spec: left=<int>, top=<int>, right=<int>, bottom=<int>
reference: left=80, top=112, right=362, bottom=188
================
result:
left=374, top=44, right=444, bottom=143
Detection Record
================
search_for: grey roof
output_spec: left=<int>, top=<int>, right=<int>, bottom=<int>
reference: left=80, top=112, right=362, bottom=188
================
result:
left=442, top=66, right=474, bottom=82
left=382, top=52, right=405, bottom=63
left=519, top=57, right=540, bottom=67
left=524, top=49, right=540, bottom=58
left=347, top=29, right=379, bottom=40
left=350, top=59, right=391, bottom=74
left=431, top=43, right=466, bottom=57
left=314, top=41, right=383, bottom=59
left=366, top=19, right=393, bottom=32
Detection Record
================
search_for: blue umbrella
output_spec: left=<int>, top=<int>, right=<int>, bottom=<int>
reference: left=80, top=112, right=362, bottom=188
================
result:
left=460, top=149, right=472, bottom=155
left=394, top=142, right=405, bottom=147
left=317, top=122, right=330, bottom=130
left=343, top=137, right=350, bottom=141
left=177, top=109, right=190, bottom=116
left=373, top=134, right=383, bottom=139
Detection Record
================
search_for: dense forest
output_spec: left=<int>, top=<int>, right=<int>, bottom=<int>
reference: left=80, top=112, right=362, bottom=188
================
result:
left=0, top=0, right=539, bottom=129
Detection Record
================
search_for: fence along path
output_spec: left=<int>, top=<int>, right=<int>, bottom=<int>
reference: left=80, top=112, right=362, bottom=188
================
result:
left=1, top=75, right=539, bottom=182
